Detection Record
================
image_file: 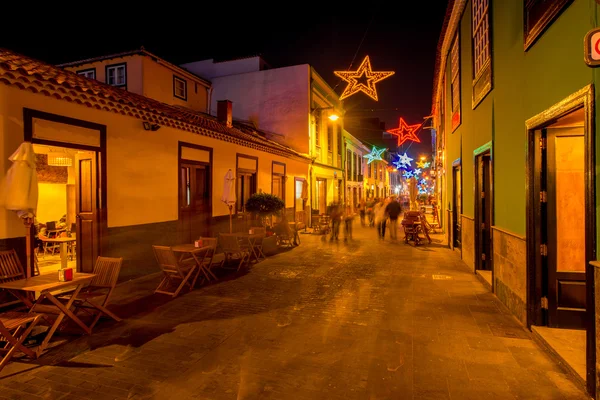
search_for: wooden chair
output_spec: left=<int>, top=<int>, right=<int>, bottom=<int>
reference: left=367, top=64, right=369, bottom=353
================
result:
left=0, top=250, right=30, bottom=307
left=249, top=228, right=267, bottom=260
left=191, top=246, right=217, bottom=283
left=401, top=211, right=423, bottom=245
left=218, top=234, right=250, bottom=272
left=0, top=311, right=42, bottom=372
left=197, top=237, right=225, bottom=271
left=152, top=246, right=201, bottom=298
left=58, top=256, right=123, bottom=330
left=419, top=213, right=433, bottom=244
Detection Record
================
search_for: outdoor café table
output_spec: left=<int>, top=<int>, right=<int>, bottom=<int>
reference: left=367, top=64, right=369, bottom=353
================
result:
left=39, top=236, right=77, bottom=269
left=171, top=244, right=216, bottom=282
left=236, top=232, right=264, bottom=262
left=0, top=273, right=95, bottom=355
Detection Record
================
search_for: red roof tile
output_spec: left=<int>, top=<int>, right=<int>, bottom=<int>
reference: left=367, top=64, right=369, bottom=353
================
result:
left=0, top=48, right=310, bottom=162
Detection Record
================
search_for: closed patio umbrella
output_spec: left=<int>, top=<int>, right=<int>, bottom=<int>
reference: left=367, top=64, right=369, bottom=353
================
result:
left=0, top=142, right=38, bottom=277
left=221, top=169, right=236, bottom=233
left=409, top=177, right=418, bottom=211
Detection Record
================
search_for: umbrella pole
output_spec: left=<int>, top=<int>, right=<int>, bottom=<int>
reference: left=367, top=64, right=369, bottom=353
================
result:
left=228, top=205, right=233, bottom=233
left=24, top=217, right=33, bottom=278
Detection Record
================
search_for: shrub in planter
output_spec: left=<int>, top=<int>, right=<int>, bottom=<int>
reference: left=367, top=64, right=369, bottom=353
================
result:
left=245, top=193, right=285, bottom=226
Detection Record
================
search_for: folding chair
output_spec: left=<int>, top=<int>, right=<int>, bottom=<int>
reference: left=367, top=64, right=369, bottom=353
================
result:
left=218, top=234, right=250, bottom=272
left=0, top=250, right=31, bottom=308
left=58, top=256, right=123, bottom=331
left=191, top=246, right=217, bottom=283
left=198, top=237, right=225, bottom=272
left=0, top=311, right=42, bottom=372
left=152, top=246, right=201, bottom=298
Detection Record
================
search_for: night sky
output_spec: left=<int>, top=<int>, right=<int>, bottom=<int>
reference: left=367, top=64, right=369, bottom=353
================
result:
left=1, top=3, right=447, bottom=158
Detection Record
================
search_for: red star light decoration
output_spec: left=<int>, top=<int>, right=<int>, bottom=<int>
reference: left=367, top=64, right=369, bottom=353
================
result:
left=387, top=117, right=421, bottom=147
left=334, top=56, right=395, bottom=101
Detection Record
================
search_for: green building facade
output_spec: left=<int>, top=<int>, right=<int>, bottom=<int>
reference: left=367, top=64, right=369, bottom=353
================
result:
left=432, top=0, right=600, bottom=396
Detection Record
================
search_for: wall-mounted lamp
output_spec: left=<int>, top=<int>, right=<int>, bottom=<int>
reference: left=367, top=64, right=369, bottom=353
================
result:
left=143, top=122, right=161, bottom=131
left=311, top=106, right=342, bottom=122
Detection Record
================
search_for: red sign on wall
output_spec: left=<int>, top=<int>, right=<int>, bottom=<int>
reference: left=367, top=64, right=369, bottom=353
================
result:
left=584, top=28, right=600, bottom=67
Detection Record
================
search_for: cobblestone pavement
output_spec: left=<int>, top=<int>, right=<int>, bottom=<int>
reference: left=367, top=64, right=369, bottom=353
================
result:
left=0, top=224, right=589, bottom=399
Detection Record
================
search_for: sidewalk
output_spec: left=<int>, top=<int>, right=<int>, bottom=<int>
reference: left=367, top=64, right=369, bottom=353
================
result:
left=0, top=224, right=588, bottom=399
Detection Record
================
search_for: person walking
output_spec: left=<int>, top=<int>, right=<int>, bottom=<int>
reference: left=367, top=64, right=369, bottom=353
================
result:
left=330, top=203, right=343, bottom=241
left=374, top=198, right=390, bottom=240
left=385, top=196, right=402, bottom=241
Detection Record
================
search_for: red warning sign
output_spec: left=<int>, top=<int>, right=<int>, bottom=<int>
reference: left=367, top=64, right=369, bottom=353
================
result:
left=584, top=28, right=600, bottom=66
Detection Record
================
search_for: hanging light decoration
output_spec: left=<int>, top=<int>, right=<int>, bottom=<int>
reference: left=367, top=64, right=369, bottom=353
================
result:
left=47, top=151, right=73, bottom=167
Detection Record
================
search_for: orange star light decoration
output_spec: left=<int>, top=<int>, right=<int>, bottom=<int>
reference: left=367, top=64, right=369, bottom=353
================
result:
left=387, top=117, right=421, bottom=147
left=334, top=56, right=395, bottom=101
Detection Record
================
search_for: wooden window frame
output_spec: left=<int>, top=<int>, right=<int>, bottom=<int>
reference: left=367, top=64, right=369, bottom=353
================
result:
left=524, top=0, right=573, bottom=51
left=472, top=0, right=493, bottom=109
left=173, top=75, right=187, bottom=101
left=271, top=161, right=286, bottom=203
left=236, top=154, right=258, bottom=214
left=77, top=68, right=96, bottom=80
left=450, top=33, right=461, bottom=132
left=105, top=63, right=127, bottom=89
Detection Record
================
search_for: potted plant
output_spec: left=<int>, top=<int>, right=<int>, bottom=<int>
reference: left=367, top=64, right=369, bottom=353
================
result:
left=244, top=193, right=285, bottom=228
left=245, top=193, right=285, bottom=255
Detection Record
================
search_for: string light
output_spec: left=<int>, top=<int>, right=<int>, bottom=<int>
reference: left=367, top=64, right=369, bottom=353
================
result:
left=363, top=145, right=387, bottom=164
left=334, top=56, right=395, bottom=101
left=386, top=117, right=421, bottom=147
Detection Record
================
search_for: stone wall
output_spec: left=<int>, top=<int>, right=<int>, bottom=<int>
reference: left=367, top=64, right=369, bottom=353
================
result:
left=492, top=227, right=527, bottom=325
left=461, top=215, right=475, bottom=272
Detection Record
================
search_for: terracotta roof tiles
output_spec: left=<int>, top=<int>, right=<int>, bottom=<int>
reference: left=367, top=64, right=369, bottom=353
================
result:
left=0, top=48, right=310, bottom=162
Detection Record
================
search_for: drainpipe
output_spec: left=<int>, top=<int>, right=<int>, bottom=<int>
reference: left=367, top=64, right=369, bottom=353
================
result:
left=207, top=87, right=214, bottom=115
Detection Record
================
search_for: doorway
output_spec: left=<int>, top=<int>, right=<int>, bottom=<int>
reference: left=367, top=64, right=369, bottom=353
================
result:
left=179, top=162, right=211, bottom=244
left=475, top=145, right=493, bottom=274
left=452, top=162, right=462, bottom=249
left=526, top=86, right=595, bottom=396
left=25, top=108, right=106, bottom=275
left=315, top=178, right=327, bottom=214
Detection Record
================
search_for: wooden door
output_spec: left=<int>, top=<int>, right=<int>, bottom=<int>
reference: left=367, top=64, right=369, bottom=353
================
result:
left=316, top=178, right=327, bottom=214
left=179, top=163, right=211, bottom=244
left=236, top=171, right=256, bottom=213
left=76, top=153, right=98, bottom=273
left=476, top=153, right=493, bottom=270
left=452, top=166, right=462, bottom=249
left=545, top=128, right=586, bottom=328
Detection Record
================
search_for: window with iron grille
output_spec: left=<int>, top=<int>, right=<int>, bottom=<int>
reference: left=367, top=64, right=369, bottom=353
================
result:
left=472, top=0, right=490, bottom=78
left=450, top=34, right=461, bottom=130
left=472, top=0, right=493, bottom=108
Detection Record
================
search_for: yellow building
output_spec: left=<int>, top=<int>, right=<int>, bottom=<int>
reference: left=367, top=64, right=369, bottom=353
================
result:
left=343, top=129, right=369, bottom=211
left=59, top=47, right=211, bottom=113
left=0, top=48, right=310, bottom=281
left=309, top=69, right=344, bottom=218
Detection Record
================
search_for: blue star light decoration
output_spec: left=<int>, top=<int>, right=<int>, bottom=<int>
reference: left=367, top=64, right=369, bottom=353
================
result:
left=403, top=170, right=414, bottom=179
left=420, top=179, right=427, bottom=185
left=413, top=168, right=422, bottom=176
left=363, top=146, right=386, bottom=164
left=397, top=152, right=413, bottom=168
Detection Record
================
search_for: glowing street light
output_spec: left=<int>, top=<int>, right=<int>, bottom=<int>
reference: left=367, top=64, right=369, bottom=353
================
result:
left=328, top=114, right=340, bottom=121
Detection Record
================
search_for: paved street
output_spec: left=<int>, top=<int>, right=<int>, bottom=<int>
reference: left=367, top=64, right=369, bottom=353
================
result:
left=0, top=224, right=588, bottom=399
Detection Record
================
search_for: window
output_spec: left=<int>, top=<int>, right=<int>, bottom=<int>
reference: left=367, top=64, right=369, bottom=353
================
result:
left=236, top=155, right=257, bottom=212
left=314, top=112, right=321, bottom=148
left=174, top=76, right=187, bottom=100
left=347, top=149, right=352, bottom=178
left=337, top=131, right=342, bottom=155
left=472, top=0, right=492, bottom=107
left=524, top=0, right=573, bottom=51
left=353, top=153, right=358, bottom=181
left=450, top=34, right=461, bottom=131
left=272, top=161, right=286, bottom=202
left=327, top=125, right=333, bottom=152
left=472, top=0, right=490, bottom=78
left=77, top=69, right=96, bottom=80
left=106, top=63, right=126, bottom=88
